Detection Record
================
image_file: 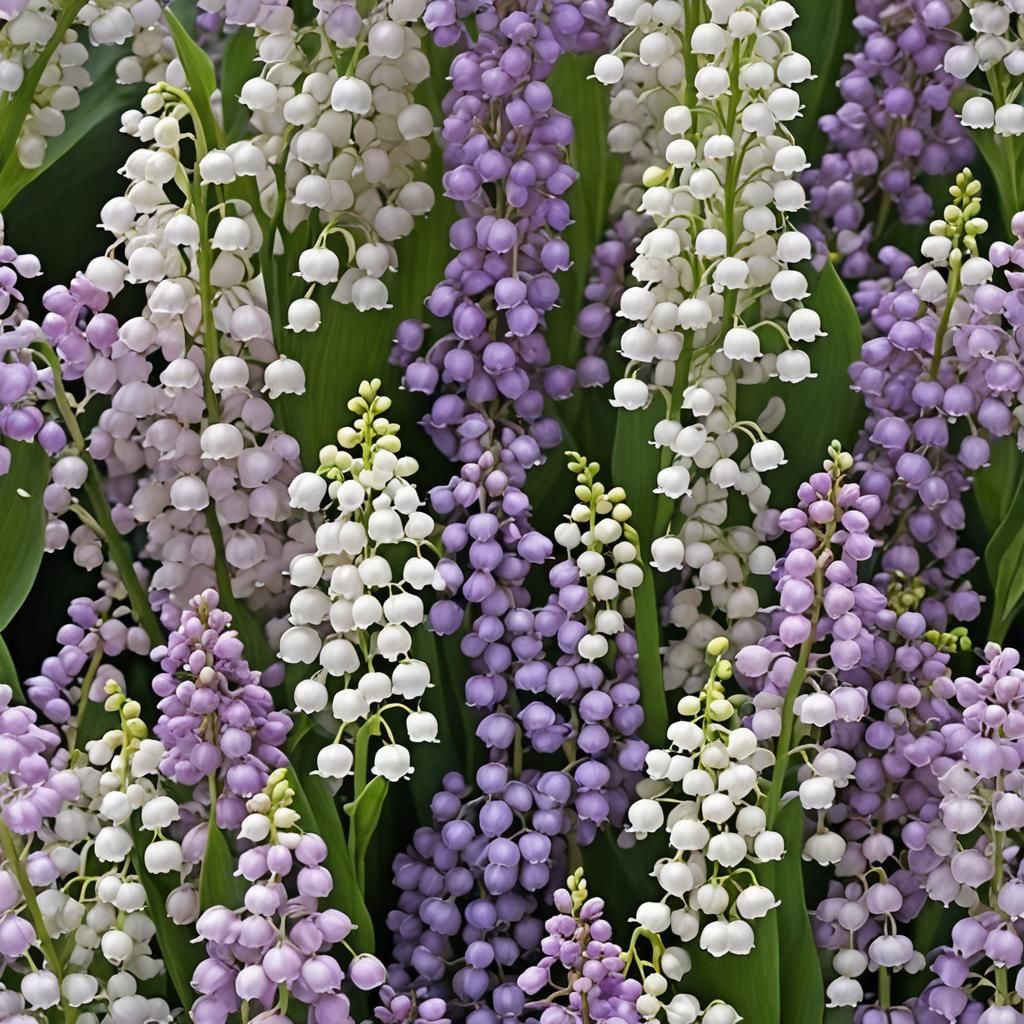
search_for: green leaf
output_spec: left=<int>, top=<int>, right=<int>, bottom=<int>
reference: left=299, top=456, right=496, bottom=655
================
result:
left=775, top=800, right=825, bottom=1024
left=285, top=768, right=375, bottom=950
left=347, top=775, right=389, bottom=884
left=974, top=436, right=1023, bottom=535
left=221, top=28, right=258, bottom=142
left=198, top=819, right=249, bottom=910
left=0, top=441, right=48, bottom=631
left=164, top=9, right=223, bottom=149
left=790, top=0, right=856, bottom=164
left=0, top=636, right=25, bottom=705
left=132, top=831, right=200, bottom=1009
left=743, top=261, right=864, bottom=505
left=984, top=469, right=1024, bottom=641
left=544, top=54, right=617, bottom=371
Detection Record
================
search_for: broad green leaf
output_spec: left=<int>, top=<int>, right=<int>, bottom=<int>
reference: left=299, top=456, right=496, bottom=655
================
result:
left=0, top=636, right=25, bottom=705
left=611, top=402, right=668, bottom=743
left=544, top=54, right=617, bottom=371
left=974, top=436, right=1023, bottom=535
left=775, top=800, right=825, bottom=1024
left=164, top=9, right=222, bottom=149
left=286, top=768, right=375, bottom=950
left=132, top=831, right=200, bottom=1008
left=790, top=0, right=856, bottom=164
left=984, top=470, right=1024, bottom=642
left=0, top=441, right=48, bottom=631
left=744, top=261, right=864, bottom=505
left=347, top=775, right=388, bottom=887
left=199, top=819, right=249, bottom=910
left=220, top=27, right=258, bottom=142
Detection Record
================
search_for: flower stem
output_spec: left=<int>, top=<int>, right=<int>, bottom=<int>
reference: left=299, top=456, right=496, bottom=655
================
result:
left=33, top=343, right=162, bottom=646
left=0, top=820, right=76, bottom=1022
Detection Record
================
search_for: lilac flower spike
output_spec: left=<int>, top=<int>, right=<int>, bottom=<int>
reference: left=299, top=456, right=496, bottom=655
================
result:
left=805, top=0, right=972, bottom=284
left=152, top=588, right=292, bottom=830
left=518, top=869, right=642, bottom=1024
left=193, top=768, right=387, bottom=1024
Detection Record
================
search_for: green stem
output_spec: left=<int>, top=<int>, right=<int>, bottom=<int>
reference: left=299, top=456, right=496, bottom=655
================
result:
left=878, top=966, right=891, bottom=1009
left=928, top=262, right=961, bottom=379
left=0, top=820, right=77, bottom=1023
left=35, top=341, right=162, bottom=644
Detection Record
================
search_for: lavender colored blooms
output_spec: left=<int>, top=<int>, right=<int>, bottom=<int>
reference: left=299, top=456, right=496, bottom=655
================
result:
left=805, top=0, right=973, bottom=285
left=152, top=589, right=291, bottom=830
left=517, top=870, right=641, bottom=1024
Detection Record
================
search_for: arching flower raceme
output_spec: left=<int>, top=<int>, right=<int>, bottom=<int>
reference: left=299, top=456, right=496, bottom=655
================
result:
left=152, top=588, right=292, bottom=829
left=945, top=0, right=1024, bottom=137
left=520, top=453, right=648, bottom=839
left=598, top=0, right=821, bottom=690
left=193, top=767, right=388, bottom=1024
left=278, top=380, right=444, bottom=783
left=198, top=0, right=436, bottom=323
left=627, top=638, right=780, bottom=968
left=853, top=171, right=1023, bottom=634
left=804, top=0, right=973, bottom=286
left=40, top=75, right=313, bottom=625
left=517, top=869, right=642, bottom=1024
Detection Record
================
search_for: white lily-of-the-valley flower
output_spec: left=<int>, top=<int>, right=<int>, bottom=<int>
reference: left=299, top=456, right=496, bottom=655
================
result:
left=597, top=0, right=824, bottom=692
left=627, top=640, right=781, bottom=981
left=946, top=1, right=1024, bottom=136
left=195, top=0, right=435, bottom=327
left=279, top=379, right=444, bottom=784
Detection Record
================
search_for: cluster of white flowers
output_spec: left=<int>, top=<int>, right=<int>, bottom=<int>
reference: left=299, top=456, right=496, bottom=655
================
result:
left=948, top=1, right=1024, bottom=135
left=0, top=0, right=174, bottom=169
left=59, top=82, right=315, bottom=615
left=555, top=452, right=645, bottom=662
left=596, top=0, right=822, bottom=689
left=195, top=0, right=434, bottom=326
left=279, top=379, right=444, bottom=783
left=46, top=679, right=175, bottom=1023
left=626, top=639, right=782, bottom=967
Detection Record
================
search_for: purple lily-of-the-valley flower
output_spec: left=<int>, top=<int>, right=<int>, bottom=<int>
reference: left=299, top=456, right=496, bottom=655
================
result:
left=517, top=869, right=642, bottom=1024
left=151, top=588, right=291, bottom=831
left=804, top=0, right=973, bottom=289
left=852, top=171, right=1024, bottom=634
left=192, top=768, right=388, bottom=1024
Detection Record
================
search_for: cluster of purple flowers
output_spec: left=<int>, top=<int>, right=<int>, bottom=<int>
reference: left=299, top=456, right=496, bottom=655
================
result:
left=805, top=0, right=972, bottom=285
left=193, top=769, right=386, bottom=1024
left=151, top=589, right=291, bottom=830
left=852, top=188, right=1024, bottom=634
left=0, top=234, right=64, bottom=475
left=518, top=870, right=641, bottom=1024
left=25, top=590, right=150, bottom=725
left=380, top=766, right=570, bottom=1024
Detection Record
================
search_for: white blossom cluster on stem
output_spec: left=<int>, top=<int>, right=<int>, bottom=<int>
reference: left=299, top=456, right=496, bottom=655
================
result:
left=0, top=0, right=177, bottom=169
left=279, top=379, right=444, bottom=784
left=596, top=0, right=824, bottom=691
left=946, top=1, right=1024, bottom=135
left=626, top=638, right=781, bottom=970
left=198, top=0, right=435, bottom=325
left=48, top=78, right=314, bottom=620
